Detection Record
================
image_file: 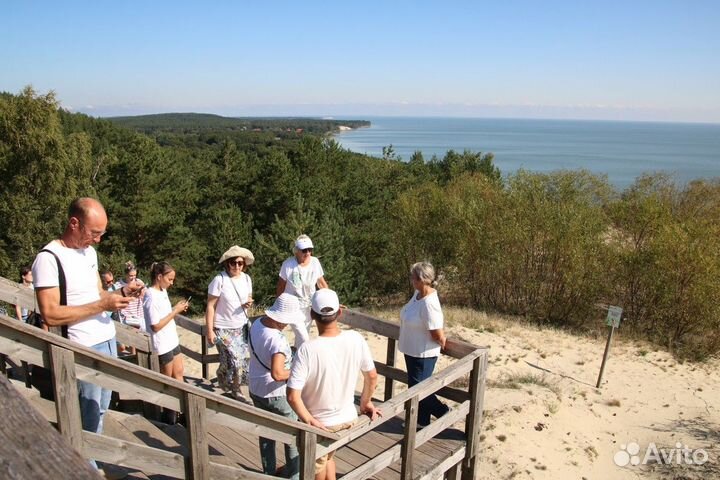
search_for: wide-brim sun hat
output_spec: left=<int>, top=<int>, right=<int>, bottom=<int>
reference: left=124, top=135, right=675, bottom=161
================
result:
left=218, top=245, right=255, bottom=266
left=265, top=293, right=305, bottom=325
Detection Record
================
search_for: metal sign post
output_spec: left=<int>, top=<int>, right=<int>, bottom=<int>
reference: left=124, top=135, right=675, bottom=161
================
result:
left=596, top=306, right=622, bottom=388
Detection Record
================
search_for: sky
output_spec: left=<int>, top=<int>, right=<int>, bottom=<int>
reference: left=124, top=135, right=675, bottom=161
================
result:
left=3, top=1, right=720, bottom=123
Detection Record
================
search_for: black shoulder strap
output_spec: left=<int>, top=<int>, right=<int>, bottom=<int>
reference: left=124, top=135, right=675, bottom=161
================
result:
left=39, top=248, right=69, bottom=338
left=247, top=319, right=272, bottom=371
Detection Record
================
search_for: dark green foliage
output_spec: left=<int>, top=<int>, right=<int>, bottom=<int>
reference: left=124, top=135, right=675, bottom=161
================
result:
left=3, top=87, right=720, bottom=359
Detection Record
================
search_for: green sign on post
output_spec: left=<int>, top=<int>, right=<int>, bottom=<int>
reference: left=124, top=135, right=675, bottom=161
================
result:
left=606, top=306, right=623, bottom=328
left=597, top=305, right=623, bottom=388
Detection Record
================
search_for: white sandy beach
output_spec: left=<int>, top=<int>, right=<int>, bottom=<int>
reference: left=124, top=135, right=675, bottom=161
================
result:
left=178, top=308, right=719, bottom=479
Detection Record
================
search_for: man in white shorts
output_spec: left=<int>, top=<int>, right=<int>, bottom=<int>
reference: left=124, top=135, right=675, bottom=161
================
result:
left=287, top=288, right=381, bottom=480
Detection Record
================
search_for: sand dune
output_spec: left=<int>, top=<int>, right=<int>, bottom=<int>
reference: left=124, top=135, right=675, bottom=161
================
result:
left=179, top=308, right=719, bottom=479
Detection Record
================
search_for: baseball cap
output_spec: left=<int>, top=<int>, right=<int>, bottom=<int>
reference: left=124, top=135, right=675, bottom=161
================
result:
left=311, top=288, right=340, bottom=316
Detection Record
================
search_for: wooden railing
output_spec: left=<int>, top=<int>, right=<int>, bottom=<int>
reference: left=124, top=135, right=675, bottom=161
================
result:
left=0, top=277, right=488, bottom=479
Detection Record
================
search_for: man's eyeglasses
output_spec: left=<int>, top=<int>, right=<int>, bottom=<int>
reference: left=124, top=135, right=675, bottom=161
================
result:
left=228, top=260, right=244, bottom=267
left=78, top=219, right=106, bottom=238
left=301, top=248, right=313, bottom=254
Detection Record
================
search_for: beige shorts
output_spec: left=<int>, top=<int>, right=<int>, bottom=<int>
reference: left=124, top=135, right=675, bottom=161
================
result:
left=315, top=421, right=356, bottom=474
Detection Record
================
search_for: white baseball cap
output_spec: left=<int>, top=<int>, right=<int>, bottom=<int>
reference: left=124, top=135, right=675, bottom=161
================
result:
left=295, top=235, right=314, bottom=251
left=311, top=288, right=340, bottom=316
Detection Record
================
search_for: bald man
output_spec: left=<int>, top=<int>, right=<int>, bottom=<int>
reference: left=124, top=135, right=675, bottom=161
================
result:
left=32, top=197, right=142, bottom=469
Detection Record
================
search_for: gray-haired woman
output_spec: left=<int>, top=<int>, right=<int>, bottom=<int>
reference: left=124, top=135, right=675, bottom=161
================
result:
left=275, top=234, right=328, bottom=348
left=398, top=262, right=449, bottom=427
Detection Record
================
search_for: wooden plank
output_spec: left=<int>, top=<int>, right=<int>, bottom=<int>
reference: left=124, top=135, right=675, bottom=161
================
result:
left=0, top=277, right=35, bottom=309
left=342, top=442, right=402, bottom=480
left=49, top=344, right=83, bottom=451
left=400, top=397, right=418, bottom=480
left=175, top=314, right=204, bottom=335
left=299, top=430, right=317, bottom=480
left=185, top=393, right=210, bottom=479
left=115, top=322, right=152, bottom=352
left=414, top=445, right=466, bottom=480
left=98, top=429, right=271, bottom=480
left=341, top=309, right=484, bottom=359
left=461, top=352, right=487, bottom=480
left=341, top=310, right=399, bottom=340
left=0, top=375, right=100, bottom=479
left=375, top=363, right=470, bottom=403
left=384, top=338, right=396, bottom=401
left=210, top=424, right=264, bottom=468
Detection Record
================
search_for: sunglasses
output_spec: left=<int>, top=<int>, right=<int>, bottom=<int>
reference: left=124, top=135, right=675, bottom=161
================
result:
left=228, top=260, right=245, bottom=267
left=301, top=248, right=313, bottom=253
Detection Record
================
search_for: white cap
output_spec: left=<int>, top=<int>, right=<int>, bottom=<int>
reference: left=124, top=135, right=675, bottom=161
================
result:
left=311, top=288, right=340, bottom=316
left=295, top=236, right=314, bottom=250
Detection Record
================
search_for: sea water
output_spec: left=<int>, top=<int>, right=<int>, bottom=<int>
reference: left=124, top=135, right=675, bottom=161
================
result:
left=334, top=117, right=720, bottom=189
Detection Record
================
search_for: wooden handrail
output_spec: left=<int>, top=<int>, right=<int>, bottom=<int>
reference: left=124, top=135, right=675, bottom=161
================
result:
left=1, top=272, right=489, bottom=480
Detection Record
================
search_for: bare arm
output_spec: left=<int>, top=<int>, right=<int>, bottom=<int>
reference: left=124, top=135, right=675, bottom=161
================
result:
left=429, top=328, right=447, bottom=350
left=316, top=276, right=328, bottom=290
left=275, top=277, right=287, bottom=297
left=15, top=304, right=23, bottom=322
left=205, top=295, right=219, bottom=344
left=36, top=275, right=132, bottom=327
left=359, top=369, right=381, bottom=420
left=150, top=300, right=189, bottom=333
left=270, top=353, right=290, bottom=382
left=287, top=387, right=328, bottom=430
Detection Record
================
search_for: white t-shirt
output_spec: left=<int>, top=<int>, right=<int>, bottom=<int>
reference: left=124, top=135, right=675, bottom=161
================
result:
left=142, top=287, right=179, bottom=355
left=399, top=290, right=444, bottom=358
left=248, top=317, right=292, bottom=398
left=288, top=331, right=375, bottom=427
left=207, top=272, right=252, bottom=329
left=279, top=257, right=324, bottom=309
left=32, top=241, right=115, bottom=346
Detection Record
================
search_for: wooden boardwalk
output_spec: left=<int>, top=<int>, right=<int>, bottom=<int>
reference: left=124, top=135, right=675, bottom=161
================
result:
left=0, top=276, right=488, bottom=479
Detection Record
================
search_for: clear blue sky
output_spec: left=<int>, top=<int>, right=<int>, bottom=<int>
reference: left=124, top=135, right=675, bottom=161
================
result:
left=3, top=1, right=719, bottom=122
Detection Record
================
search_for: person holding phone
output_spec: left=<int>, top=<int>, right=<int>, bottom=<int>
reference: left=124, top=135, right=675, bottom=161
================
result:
left=143, top=261, right=188, bottom=383
left=205, top=245, right=255, bottom=401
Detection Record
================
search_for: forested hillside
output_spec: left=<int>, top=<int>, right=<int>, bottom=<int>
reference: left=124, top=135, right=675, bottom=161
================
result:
left=2, top=87, right=720, bottom=359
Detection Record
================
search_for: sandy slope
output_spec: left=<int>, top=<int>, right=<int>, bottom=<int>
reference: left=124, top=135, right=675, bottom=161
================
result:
left=179, top=308, right=719, bottom=479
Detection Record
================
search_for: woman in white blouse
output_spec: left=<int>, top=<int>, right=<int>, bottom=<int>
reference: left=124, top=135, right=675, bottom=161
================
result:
left=398, top=262, right=449, bottom=427
left=206, top=245, right=255, bottom=400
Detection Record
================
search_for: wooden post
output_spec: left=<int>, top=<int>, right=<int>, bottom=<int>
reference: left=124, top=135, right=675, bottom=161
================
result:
left=461, top=353, right=487, bottom=480
left=596, top=325, right=615, bottom=388
left=401, top=396, right=419, bottom=480
left=299, top=430, right=317, bottom=480
left=48, top=345, right=83, bottom=451
left=201, top=334, right=209, bottom=381
left=446, top=461, right=462, bottom=480
left=184, top=392, right=209, bottom=479
left=384, top=338, right=397, bottom=401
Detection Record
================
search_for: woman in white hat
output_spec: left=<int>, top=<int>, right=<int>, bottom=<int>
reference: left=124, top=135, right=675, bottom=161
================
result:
left=205, top=245, right=255, bottom=400
left=247, top=293, right=304, bottom=479
left=276, top=234, right=328, bottom=348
